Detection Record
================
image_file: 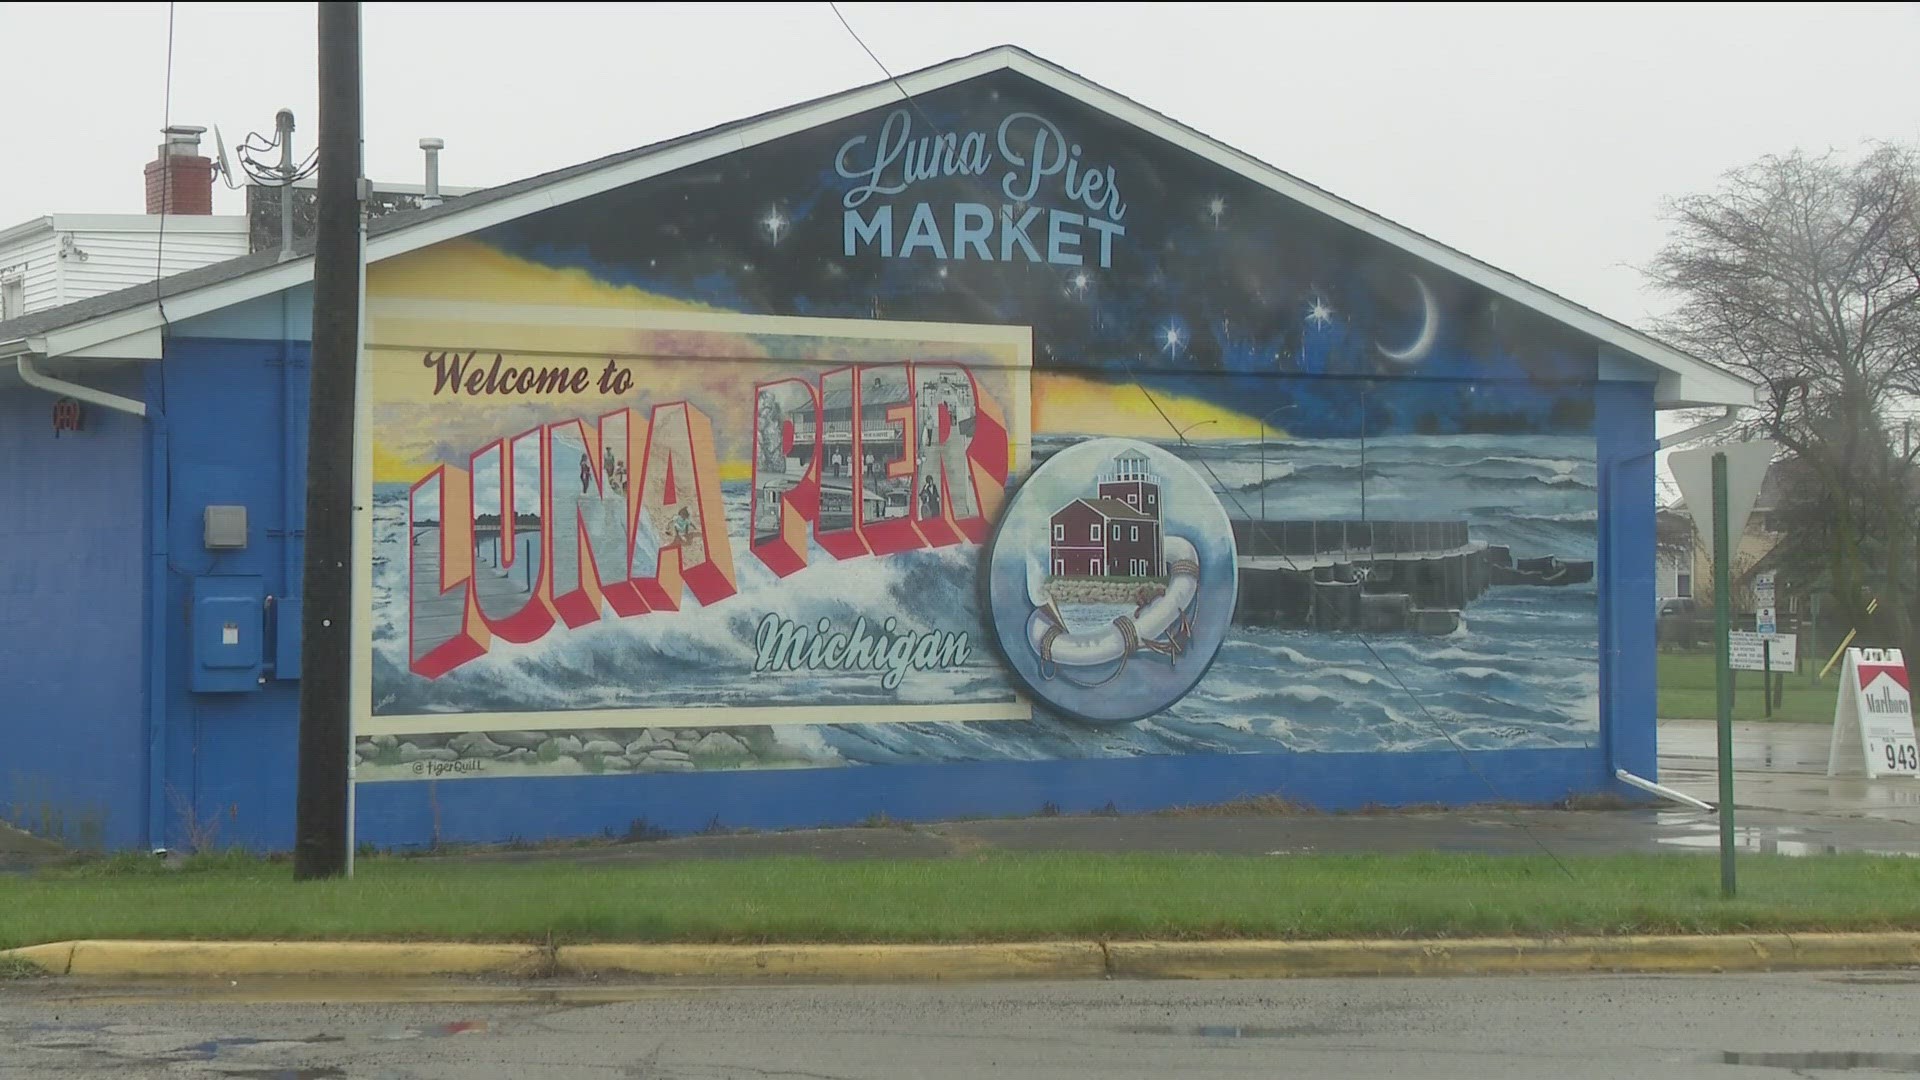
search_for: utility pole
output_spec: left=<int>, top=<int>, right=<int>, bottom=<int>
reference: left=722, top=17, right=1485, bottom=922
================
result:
left=294, top=0, right=362, bottom=881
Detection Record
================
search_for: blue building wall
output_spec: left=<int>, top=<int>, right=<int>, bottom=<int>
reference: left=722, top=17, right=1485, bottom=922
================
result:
left=0, top=365, right=148, bottom=849
left=0, top=319, right=1657, bottom=854
left=147, top=288, right=312, bottom=851
left=130, top=318, right=1659, bottom=853
left=346, top=378, right=1656, bottom=849
left=1596, top=379, right=1659, bottom=783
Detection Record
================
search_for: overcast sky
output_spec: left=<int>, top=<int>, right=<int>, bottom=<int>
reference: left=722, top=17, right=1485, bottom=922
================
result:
left=5, top=1, right=1916, bottom=327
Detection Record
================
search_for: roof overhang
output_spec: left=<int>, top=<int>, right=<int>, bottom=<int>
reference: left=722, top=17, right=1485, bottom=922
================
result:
left=3, top=46, right=1759, bottom=410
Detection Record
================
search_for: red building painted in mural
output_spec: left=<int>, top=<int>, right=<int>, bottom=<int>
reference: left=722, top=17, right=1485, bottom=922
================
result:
left=1049, top=451, right=1165, bottom=578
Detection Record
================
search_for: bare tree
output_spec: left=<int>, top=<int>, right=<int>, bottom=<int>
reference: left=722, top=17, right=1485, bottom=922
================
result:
left=1651, top=143, right=1920, bottom=646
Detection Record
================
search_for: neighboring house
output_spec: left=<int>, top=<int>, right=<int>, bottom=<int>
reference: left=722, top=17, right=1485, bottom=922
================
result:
left=1665, top=460, right=1789, bottom=613
left=0, top=128, right=248, bottom=321
left=1655, top=507, right=1694, bottom=600
left=0, top=126, right=472, bottom=322
left=0, top=213, right=247, bottom=319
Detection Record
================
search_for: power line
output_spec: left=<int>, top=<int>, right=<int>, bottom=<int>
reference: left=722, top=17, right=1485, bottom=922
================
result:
left=827, top=2, right=954, bottom=148
left=1121, top=369, right=1575, bottom=879
left=826, top=3, right=1576, bottom=877
left=153, top=1, right=176, bottom=329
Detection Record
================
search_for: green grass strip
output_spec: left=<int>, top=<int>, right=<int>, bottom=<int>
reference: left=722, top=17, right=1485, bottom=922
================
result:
left=1658, top=651, right=1836, bottom=723
left=7, top=852, right=1920, bottom=948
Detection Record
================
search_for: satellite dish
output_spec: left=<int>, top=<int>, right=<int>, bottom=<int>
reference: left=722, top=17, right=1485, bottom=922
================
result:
left=213, top=125, right=237, bottom=188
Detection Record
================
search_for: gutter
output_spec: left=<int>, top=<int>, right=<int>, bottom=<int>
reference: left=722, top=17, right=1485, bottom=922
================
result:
left=1657, top=406, right=1741, bottom=450
left=16, top=355, right=147, bottom=417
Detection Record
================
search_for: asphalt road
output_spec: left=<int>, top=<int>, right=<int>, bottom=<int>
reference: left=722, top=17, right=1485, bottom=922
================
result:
left=6, top=970, right=1920, bottom=1079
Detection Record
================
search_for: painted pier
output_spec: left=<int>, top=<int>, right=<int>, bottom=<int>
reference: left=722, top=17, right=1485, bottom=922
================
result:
left=1232, top=520, right=1592, bottom=635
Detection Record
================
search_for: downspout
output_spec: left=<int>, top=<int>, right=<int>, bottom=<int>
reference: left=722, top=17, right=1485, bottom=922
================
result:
left=1600, top=404, right=1741, bottom=782
left=143, top=373, right=170, bottom=850
left=6, top=345, right=165, bottom=846
left=17, top=355, right=148, bottom=417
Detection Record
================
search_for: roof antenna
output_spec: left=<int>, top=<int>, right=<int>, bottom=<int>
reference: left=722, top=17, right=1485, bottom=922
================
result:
left=212, top=125, right=238, bottom=189
left=273, top=109, right=297, bottom=261
left=419, top=138, right=445, bottom=207
left=234, top=107, right=317, bottom=262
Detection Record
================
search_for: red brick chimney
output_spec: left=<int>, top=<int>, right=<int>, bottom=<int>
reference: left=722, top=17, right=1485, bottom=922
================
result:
left=144, top=126, right=214, bottom=215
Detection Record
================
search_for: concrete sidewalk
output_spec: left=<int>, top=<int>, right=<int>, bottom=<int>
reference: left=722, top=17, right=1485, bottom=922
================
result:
left=1658, top=718, right=1920, bottom=828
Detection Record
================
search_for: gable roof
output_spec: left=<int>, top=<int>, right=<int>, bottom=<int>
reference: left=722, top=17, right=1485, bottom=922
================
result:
left=0, top=45, right=1756, bottom=408
left=1055, top=497, right=1156, bottom=523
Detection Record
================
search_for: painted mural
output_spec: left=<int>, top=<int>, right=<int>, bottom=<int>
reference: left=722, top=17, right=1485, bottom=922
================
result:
left=355, top=68, right=1599, bottom=782
left=989, top=439, right=1237, bottom=725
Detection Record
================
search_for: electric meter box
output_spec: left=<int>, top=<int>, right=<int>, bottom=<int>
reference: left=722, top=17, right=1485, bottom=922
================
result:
left=191, top=575, right=264, bottom=693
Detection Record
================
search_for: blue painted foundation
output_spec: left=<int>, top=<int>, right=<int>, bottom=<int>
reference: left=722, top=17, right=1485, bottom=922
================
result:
left=357, top=747, right=1603, bottom=848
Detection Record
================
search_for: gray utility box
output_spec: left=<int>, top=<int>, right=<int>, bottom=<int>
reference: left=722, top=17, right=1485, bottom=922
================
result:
left=204, top=505, right=248, bottom=550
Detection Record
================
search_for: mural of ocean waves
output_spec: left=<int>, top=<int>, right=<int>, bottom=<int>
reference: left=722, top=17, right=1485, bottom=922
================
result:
left=369, top=428, right=1597, bottom=761
left=1073, top=433, right=1602, bottom=560
left=368, top=484, right=1015, bottom=717
left=814, top=586, right=1599, bottom=765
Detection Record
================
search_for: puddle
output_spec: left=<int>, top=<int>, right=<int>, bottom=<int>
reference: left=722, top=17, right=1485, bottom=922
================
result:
left=220, top=1071, right=346, bottom=1080
left=1125, top=1024, right=1326, bottom=1039
left=1653, top=825, right=1918, bottom=859
left=181, top=1034, right=345, bottom=1059
left=1722, top=1050, right=1920, bottom=1071
left=375, top=1020, right=491, bottom=1041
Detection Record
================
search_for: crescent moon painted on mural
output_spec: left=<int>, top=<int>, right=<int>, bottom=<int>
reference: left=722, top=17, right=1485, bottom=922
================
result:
left=1377, top=275, right=1438, bottom=364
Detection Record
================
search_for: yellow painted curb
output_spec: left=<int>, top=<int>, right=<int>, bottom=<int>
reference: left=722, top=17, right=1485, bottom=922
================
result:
left=557, top=942, right=1107, bottom=982
left=1106, top=932, right=1920, bottom=980
left=5, top=932, right=1920, bottom=982
left=52, top=941, right=546, bottom=979
left=1, top=942, right=76, bottom=975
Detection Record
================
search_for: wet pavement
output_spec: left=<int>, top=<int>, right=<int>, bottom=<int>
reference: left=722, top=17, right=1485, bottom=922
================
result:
left=1660, top=719, right=1835, bottom=775
left=7, top=970, right=1920, bottom=1078
left=1659, top=718, right=1920, bottom=828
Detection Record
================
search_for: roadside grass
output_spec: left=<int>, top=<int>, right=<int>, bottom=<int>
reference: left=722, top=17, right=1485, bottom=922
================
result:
left=0, top=954, right=42, bottom=980
left=6, top=852, right=1920, bottom=949
left=1658, top=650, right=1836, bottom=723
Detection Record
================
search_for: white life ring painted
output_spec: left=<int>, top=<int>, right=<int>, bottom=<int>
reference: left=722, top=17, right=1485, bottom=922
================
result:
left=1026, top=535, right=1203, bottom=686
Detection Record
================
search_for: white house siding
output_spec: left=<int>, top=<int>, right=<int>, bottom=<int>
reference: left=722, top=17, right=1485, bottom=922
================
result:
left=0, top=224, right=62, bottom=316
left=62, top=225, right=247, bottom=302
left=0, top=216, right=249, bottom=316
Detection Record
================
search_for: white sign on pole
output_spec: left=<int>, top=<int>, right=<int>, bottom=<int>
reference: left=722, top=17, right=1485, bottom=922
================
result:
left=1754, top=571, right=1777, bottom=633
left=1829, top=648, right=1920, bottom=778
left=1669, top=441, right=1777, bottom=548
left=1729, top=631, right=1796, bottom=672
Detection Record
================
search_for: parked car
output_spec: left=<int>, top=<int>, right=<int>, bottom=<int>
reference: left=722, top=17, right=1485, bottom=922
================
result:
left=1657, top=597, right=1702, bottom=650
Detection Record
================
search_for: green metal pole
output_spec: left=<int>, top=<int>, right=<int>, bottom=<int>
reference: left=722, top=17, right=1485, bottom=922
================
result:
left=1713, top=452, right=1736, bottom=898
left=1763, top=641, right=1772, bottom=718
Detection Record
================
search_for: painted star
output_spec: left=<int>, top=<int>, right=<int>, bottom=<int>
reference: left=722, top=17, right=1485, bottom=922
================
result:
left=1306, top=298, right=1334, bottom=328
left=761, top=207, right=788, bottom=244
left=1160, top=325, right=1185, bottom=357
